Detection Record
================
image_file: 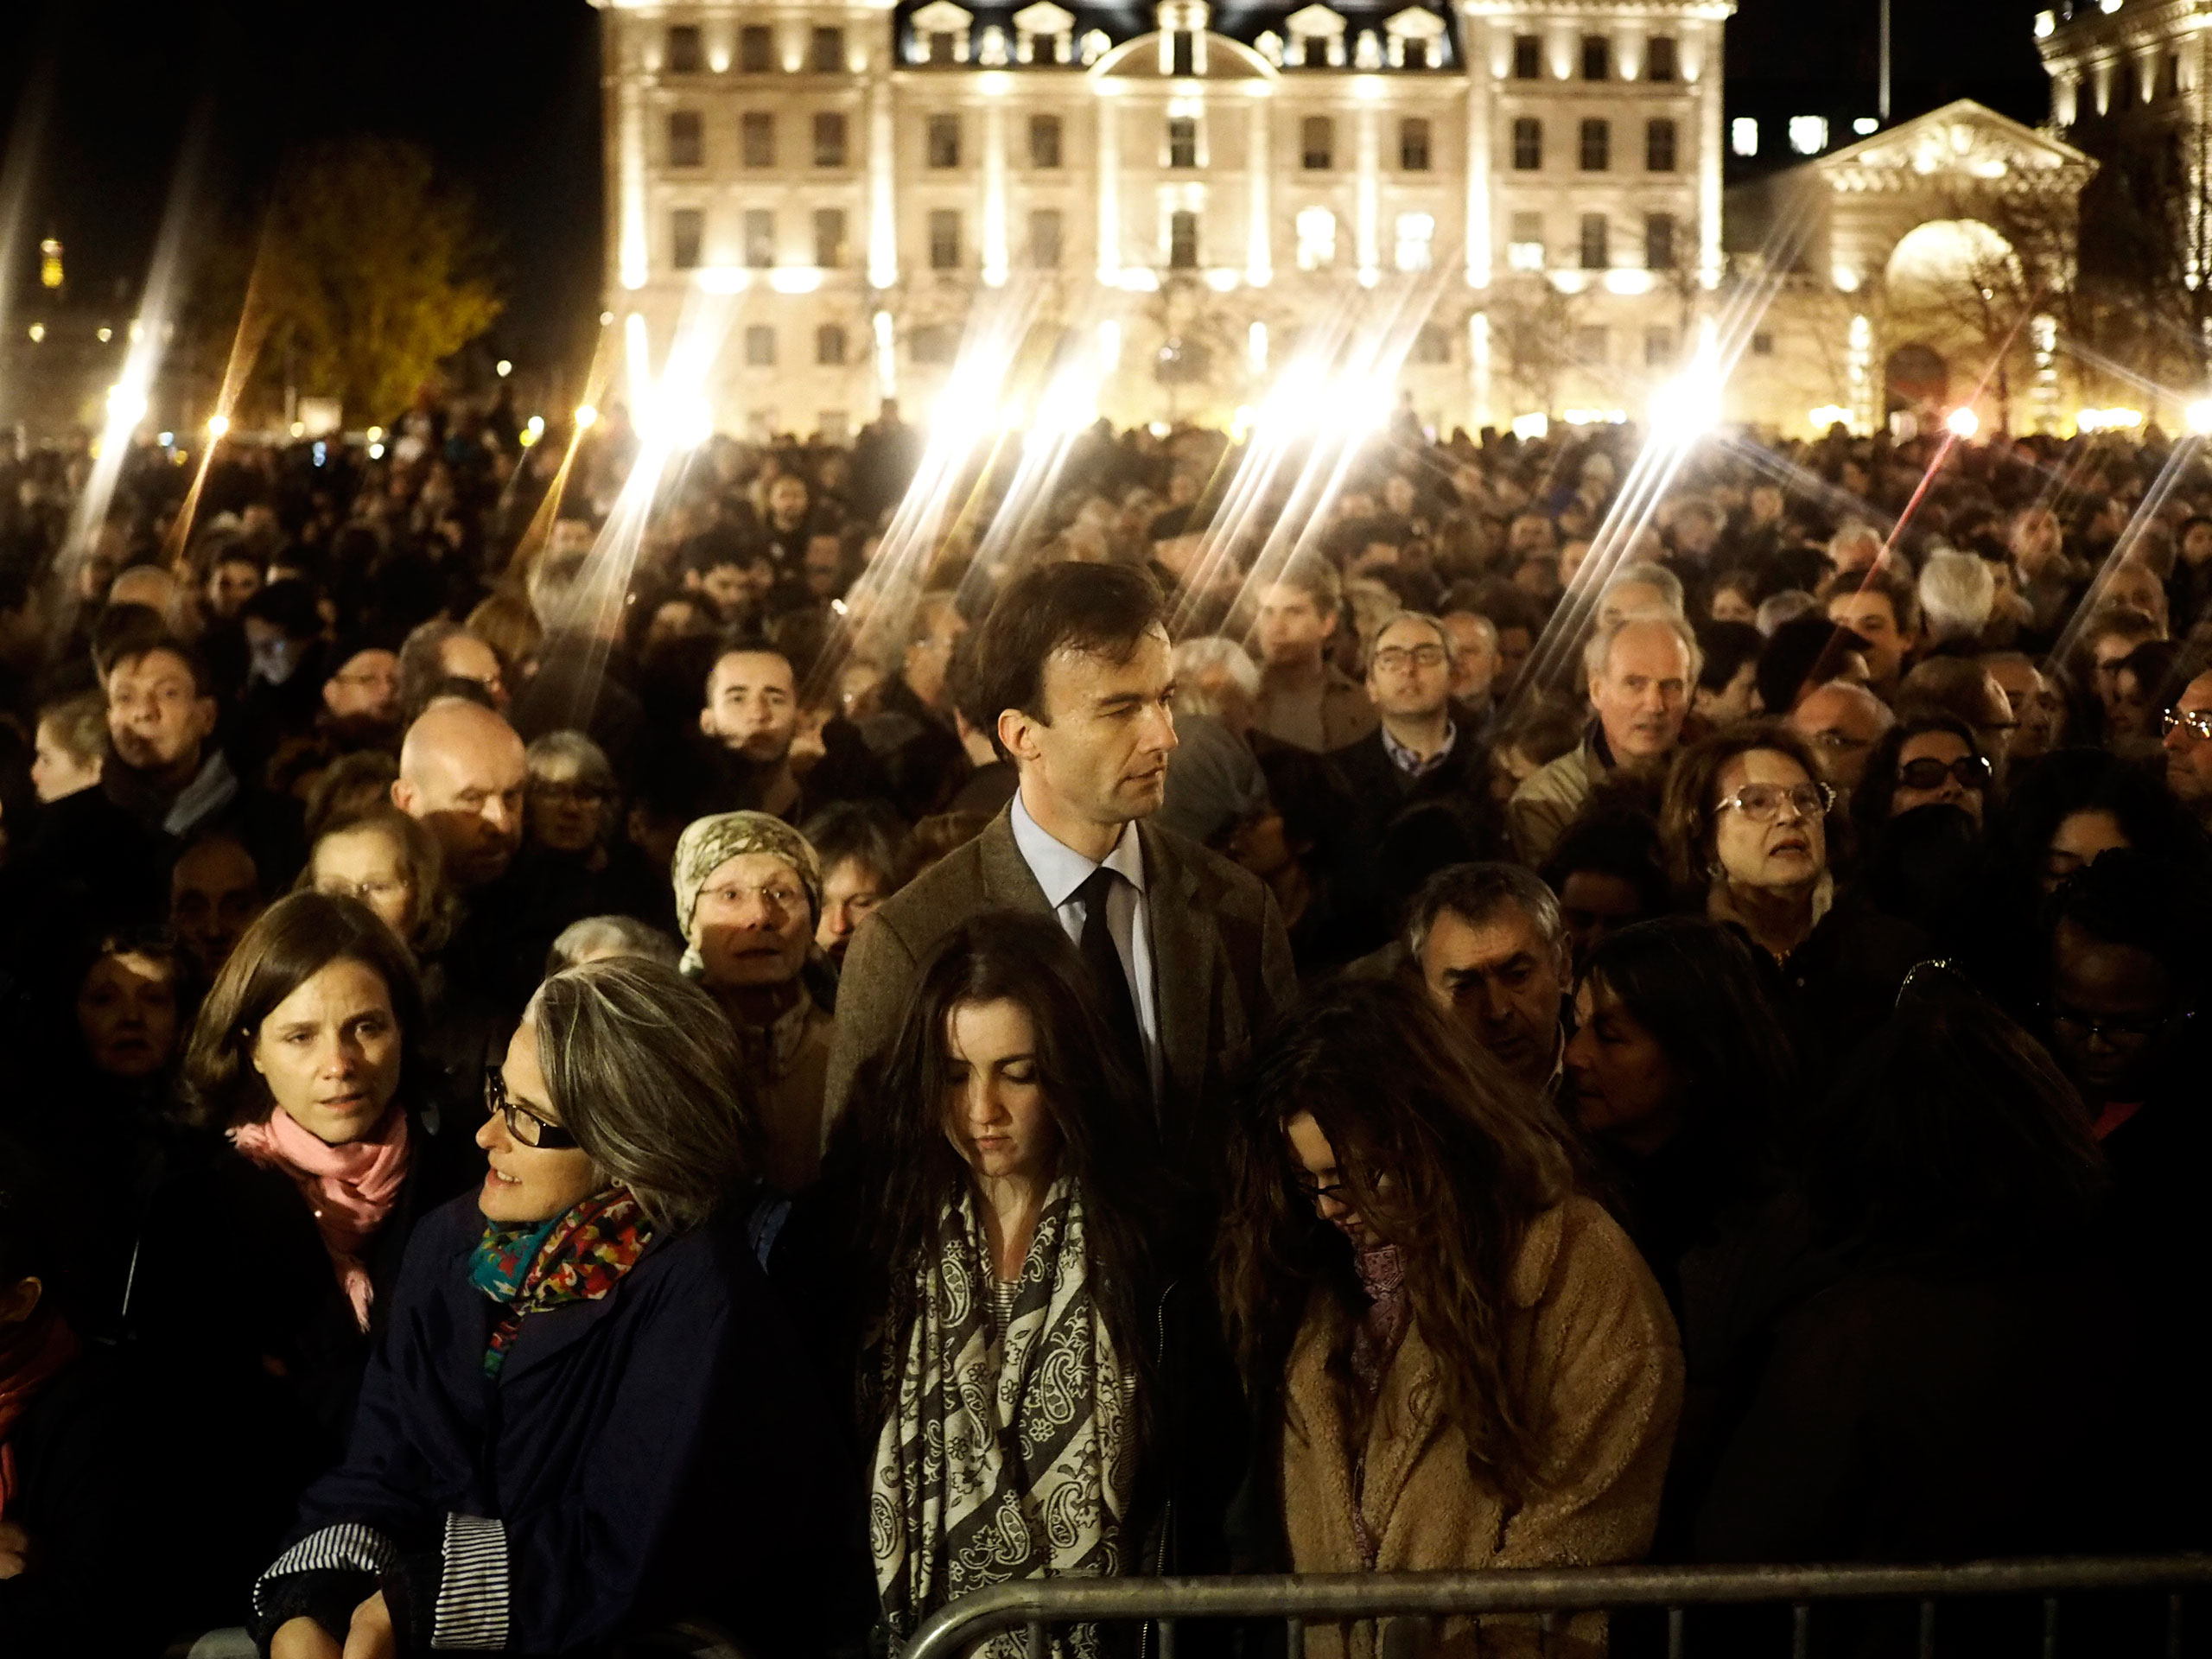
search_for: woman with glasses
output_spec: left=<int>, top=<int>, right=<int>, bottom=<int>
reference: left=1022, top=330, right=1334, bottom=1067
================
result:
left=300, top=809, right=454, bottom=959
left=851, top=913, right=1237, bottom=1659
left=1217, top=979, right=1681, bottom=1658
left=673, top=811, right=836, bottom=1194
left=253, top=956, right=862, bottom=1659
left=1851, top=715, right=1996, bottom=839
left=131, top=893, right=484, bottom=1612
left=1659, top=724, right=1840, bottom=964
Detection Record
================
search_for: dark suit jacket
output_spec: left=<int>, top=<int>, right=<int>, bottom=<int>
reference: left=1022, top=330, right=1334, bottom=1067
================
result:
left=825, top=804, right=1298, bottom=1170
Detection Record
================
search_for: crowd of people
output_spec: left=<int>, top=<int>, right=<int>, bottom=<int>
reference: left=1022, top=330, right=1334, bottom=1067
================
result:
left=0, top=385, right=2209, bottom=1657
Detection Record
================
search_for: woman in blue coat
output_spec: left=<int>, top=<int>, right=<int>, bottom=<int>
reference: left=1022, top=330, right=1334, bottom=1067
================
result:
left=253, top=956, right=868, bottom=1659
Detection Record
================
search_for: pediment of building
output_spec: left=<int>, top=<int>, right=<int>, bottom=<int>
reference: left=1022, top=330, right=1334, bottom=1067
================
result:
left=1815, top=99, right=2097, bottom=193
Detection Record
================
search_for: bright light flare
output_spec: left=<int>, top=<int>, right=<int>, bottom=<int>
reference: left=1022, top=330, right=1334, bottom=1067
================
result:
left=1944, top=406, right=1980, bottom=439
left=2187, top=399, right=2212, bottom=437
left=574, top=404, right=599, bottom=429
left=206, top=413, right=230, bottom=439
left=106, top=385, right=148, bottom=429
left=1649, top=365, right=1722, bottom=436
left=496, top=359, right=513, bottom=378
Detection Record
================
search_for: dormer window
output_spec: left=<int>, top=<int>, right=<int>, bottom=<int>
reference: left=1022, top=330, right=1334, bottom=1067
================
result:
left=1156, top=1, right=1209, bottom=76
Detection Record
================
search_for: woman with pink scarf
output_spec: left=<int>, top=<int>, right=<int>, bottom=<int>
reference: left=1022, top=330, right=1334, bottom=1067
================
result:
left=130, top=891, right=483, bottom=1618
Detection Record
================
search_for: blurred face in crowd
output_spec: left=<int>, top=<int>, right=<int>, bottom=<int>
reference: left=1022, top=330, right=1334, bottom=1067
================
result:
left=1254, top=583, right=1334, bottom=671
left=1440, top=613, right=1499, bottom=703
left=207, top=556, right=262, bottom=620
left=437, top=632, right=508, bottom=711
left=701, top=650, right=798, bottom=766
left=1711, top=749, right=1828, bottom=895
left=31, top=719, right=101, bottom=803
left=1694, top=660, right=1760, bottom=728
left=2182, top=519, right=2212, bottom=569
left=696, top=561, right=754, bottom=623
left=2046, top=918, right=2181, bottom=1104
left=1789, top=683, right=1888, bottom=791
left=1285, top=1110, right=1375, bottom=1249
left=392, top=702, right=528, bottom=887
left=1890, top=728, right=1988, bottom=824
left=480, top=1015, right=602, bottom=1224
left=2089, top=628, right=2150, bottom=715
left=1365, top=616, right=1452, bottom=725
left=1826, top=591, right=1913, bottom=689
left=2044, top=809, right=2129, bottom=893
left=2009, top=508, right=2063, bottom=577
left=647, top=599, right=717, bottom=655
left=905, top=605, right=968, bottom=702
left=530, top=765, right=612, bottom=855
left=803, top=535, right=845, bottom=598
left=766, top=475, right=810, bottom=529
left=1508, top=514, right=1555, bottom=558
left=2111, top=664, right=2160, bottom=741
left=251, top=957, right=402, bottom=1146
left=2163, top=672, right=2212, bottom=809
left=1986, top=656, right=2063, bottom=760
left=1555, top=871, right=1650, bottom=976
left=311, top=823, right=420, bottom=941
left=1001, top=627, right=1179, bottom=844
left=324, top=648, right=403, bottom=727
left=1709, top=583, right=1758, bottom=626
left=170, top=836, right=264, bottom=982
left=817, top=855, right=889, bottom=965
left=1589, top=620, right=1691, bottom=762
left=1493, top=625, right=1533, bottom=692
left=107, top=648, right=217, bottom=779
left=692, top=851, right=813, bottom=993
left=77, top=950, right=179, bottom=1080
left=942, top=998, right=1058, bottom=1189
left=1418, top=902, right=1568, bottom=1088
left=1565, top=975, right=1681, bottom=1154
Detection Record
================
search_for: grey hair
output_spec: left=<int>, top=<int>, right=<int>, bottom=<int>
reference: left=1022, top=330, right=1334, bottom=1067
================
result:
left=1756, top=589, right=1820, bottom=637
left=1171, top=635, right=1261, bottom=717
left=1917, top=550, right=1996, bottom=644
left=546, top=915, right=683, bottom=976
left=524, top=957, right=760, bottom=1228
left=1828, top=519, right=1885, bottom=563
left=1403, top=861, right=1569, bottom=977
left=1583, top=607, right=1703, bottom=683
left=1601, top=561, right=1685, bottom=614
left=526, top=728, right=617, bottom=789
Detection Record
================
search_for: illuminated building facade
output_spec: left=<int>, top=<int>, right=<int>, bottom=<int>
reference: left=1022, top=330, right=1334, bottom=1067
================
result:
left=590, top=0, right=1733, bottom=436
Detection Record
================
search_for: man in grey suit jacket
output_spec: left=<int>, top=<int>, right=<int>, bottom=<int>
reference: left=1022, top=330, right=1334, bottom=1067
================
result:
left=827, top=562, right=1298, bottom=1173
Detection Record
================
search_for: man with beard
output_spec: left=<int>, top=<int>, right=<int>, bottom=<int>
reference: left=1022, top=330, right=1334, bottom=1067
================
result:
left=319, top=639, right=404, bottom=753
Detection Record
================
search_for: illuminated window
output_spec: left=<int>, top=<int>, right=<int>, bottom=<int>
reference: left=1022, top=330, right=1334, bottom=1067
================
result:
left=929, top=208, right=963, bottom=269
left=742, top=112, right=776, bottom=168
left=745, top=325, right=777, bottom=367
left=1512, top=34, right=1541, bottom=78
left=1028, top=208, right=1063, bottom=268
left=1400, top=118, right=1432, bottom=170
left=740, top=25, right=774, bottom=71
left=817, top=325, right=849, bottom=366
left=814, top=207, right=848, bottom=267
left=1030, top=115, right=1063, bottom=168
left=668, top=111, right=703, bottom=168
left=1512, top=117, right=1542, bottom=169
left=1295, top=206, right=1338, bottom=270
left=1731, top=117, right=1758, bottom=157
left=1788, top=115, right=1828, bottom=155
left=927, top=115, right=962, bottom=168
left=671, top=209, right=704, bottom=270
left=1579, top=212, right=1609, bottom=270
left=1579, top=118, right=1610, bottom=171
left=814, top=112, right=849, bottom=168
left=1507, top=211, right=1545, bottom=270
left=1302, top=116, right=1335, bottom=169
left=743, top=209, right=775, bottom=267
left=1647, top=36, right=1677, bottom=81
left=811, top=27, right=845, bottom=71
left=1169, top=210, right=1200, bottom=268
left=1395, top=213, right=1435, bottom=271
left=1168, top=117, right=1198, bottom=168
left=665, top=25, right=703, bottom=73
left=1646, top=118, right=1677, bottom=172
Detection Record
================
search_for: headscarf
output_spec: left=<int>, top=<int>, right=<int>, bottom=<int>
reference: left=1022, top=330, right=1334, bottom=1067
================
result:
left=232, top=1103, right=414, bottom=1332
left=671, top=811, right=822, bottom=976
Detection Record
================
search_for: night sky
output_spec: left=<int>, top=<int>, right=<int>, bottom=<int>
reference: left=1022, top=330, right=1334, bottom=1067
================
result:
left=0, top=0, right=2050, bottom=372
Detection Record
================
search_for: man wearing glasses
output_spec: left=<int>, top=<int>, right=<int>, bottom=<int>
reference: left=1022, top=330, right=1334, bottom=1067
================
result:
left=2161, top=665, right=2212, bottom=824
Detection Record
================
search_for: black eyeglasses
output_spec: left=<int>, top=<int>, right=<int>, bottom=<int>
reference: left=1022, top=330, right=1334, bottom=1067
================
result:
left=485, top=1065, right=579, bottom=1149
left=1293, top=1175, right=1351, bottom=1206
left=1896, top=753, right=1993, bottom=791
left=2042, top=1001, right=2174, bottom=1046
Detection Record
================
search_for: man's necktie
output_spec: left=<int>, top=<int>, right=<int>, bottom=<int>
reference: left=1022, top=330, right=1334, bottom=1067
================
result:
left=1075, top=864, right=1145, bottom=1070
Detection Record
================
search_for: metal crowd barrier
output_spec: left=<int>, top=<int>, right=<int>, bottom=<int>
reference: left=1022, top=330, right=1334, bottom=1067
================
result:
left=903, top=1557, right=2212, bottom=1659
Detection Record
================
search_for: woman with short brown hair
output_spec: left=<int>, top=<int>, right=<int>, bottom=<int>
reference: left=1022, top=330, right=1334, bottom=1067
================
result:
left=1658, top=722, right=1841, bottom=963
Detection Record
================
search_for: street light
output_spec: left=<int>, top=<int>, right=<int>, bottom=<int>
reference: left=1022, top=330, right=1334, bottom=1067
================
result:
left=206, top=414, right=230, bottom=439
left=1945, top=407, right=1980, bottom=439
left=575, top=404, right=599, bottom=429
left=2186, top=398, right=2212, bottom=437
left=496, top=359, right=513, bottom=378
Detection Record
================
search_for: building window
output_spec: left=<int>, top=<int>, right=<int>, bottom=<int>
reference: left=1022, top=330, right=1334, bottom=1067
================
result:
left=817, top=324, right=849, bottom=365
left=668, top=111, right=703, bottom=168
left=1579, top=212, right=1609, bottom=270
left=1579, top=118, right=1610, bottom=170
left=1029, top=114, right=1062, bottom=168
left=1167, top=117, right=1198, bottom=168
left=1731, top=117, right=1758, bottom=156
left=1644, top=327, right=1675, bottom=366
left=745, top=325, right=777, bottom=367
left=927, top=29, right=959, bottom=63
left=740, top=24, right=774, bottom=71
left=665, top=25, right=703, bottom=73
left=1395, top=212, right=1434, bottom=271
left=671, top=208, right=704, bottom=270
left=1573, top=325, right=1609, bottom=365
left=1648, top=35, right=1677, bottom=81
left=811, top=26, right=844, bottom=71
left=1511, top=117, right=1541, bottom=170
left=1788, top=115, right=1828, bottom=155
left=1295, top=205, right=1337, bottom=270
left=1507, top=211, right=1544, bottom=270
left=1512, top=34, right=1541, bottom=78
left=1412, top=325, right=1451, bottom=364
left=929, top=208, right=962, bottom=269
left=1646, top=118, right=1677, bottom=172
left=814, top=111, right=849, bottom=168
left=1403, top=37, right=1432, bottom=69
left=1169, top=210, right=1199, bottom=268
left=1028, top=207, right=1063, bottom=269
left=1581, top=34, right=1610, bottom=80
left=1399, top=117, right=1431, bottom=170
left=912, top=324, right=955, bottom=364
left=814, top=207, right=849, bottom=267
left=1751, top=332, right=1776, bottom=356
left=1302, top=116, right=1334, bottom=169
left=927, top=114, right=962, bottom=168
left=1644, top=212, right=1676, bottom=270
left=743, top=209, right=776, bottom=267
left=742, top=111, right=776, bottom=168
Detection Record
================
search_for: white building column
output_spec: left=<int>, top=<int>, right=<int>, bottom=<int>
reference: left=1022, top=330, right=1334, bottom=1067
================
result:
left=868, top=75, right=899, bottom=288
left=1688, top=20, right=1723, bottom=288
left=1246, top=92, right=1272, bottom=283
left=617, top=55, right=650, bottom=291
left=1097, top=91, right=1122, bottom=281
left=1355, top=93, right=1380, bottom=283
left=1463, top=15, right=1491, bottom=286
left=982, top=89, right=1010, bottom=284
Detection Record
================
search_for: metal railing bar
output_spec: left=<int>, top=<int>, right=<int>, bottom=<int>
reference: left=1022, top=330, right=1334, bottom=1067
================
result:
left=1157, top=1617, right=1173, bottom=1659
left=2041, top=1593, right=2059, bottom=1659
left=900, top=1557, right=2212, bottom=1659
left=1025, top=1618, right=1044, bottom=1659
left=1915, top=1597, right=1933, bottom=1659
left=2169, top=1591, right=2184, bottom=1659
left=1284, top=1615, right=1303, bottom=1659
left=1665, top=1605, right=1683, bottom=1659
left=1790, top=1602, right=1809, bottom=1659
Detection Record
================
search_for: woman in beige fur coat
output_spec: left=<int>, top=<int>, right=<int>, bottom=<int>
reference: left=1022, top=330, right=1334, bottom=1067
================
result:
left=1218, top=980, right=1684, bottom=1658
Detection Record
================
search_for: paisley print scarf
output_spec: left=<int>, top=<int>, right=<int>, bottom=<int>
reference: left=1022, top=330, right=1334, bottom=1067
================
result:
left=870, top=1177, right=1134, bottom=1659
left=470, top=1187, right=652, bottom=1376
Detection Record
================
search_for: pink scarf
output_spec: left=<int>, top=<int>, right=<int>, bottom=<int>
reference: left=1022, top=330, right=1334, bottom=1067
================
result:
left=232, top=1104, right=413, bottom=1332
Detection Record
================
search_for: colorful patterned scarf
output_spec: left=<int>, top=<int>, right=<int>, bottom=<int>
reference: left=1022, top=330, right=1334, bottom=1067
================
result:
left=470, top=1187, right=652, bottom=1376
left=870, top=1178, right=1134, bottom=1659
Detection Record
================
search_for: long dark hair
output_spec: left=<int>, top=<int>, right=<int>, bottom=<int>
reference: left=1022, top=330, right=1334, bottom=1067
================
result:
left=1851, top=714, right=1991, bottom=845
left=1217, top=978, right=1576, bottom=1498
left=851, top=910, right=1172, bottom=1433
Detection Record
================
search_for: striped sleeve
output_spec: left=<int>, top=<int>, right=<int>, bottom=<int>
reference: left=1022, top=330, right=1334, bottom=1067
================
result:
left=252, top=1522, right=399, bottom=1618
left=430, top=1512, right=511, bottom=1650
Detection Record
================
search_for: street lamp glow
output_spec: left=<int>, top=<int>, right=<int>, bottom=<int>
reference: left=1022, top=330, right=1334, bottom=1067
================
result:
left=574, top=404, right=599, bottom=430
left=106, top=385, right=149, bottom=428
left=2186, top=398, right=2212, bottom=436
left=1944, top=406, right=1980, bottom=439
left=206, top=413, right=231, bottom=439
left=496, top=359, right=513, bottom=378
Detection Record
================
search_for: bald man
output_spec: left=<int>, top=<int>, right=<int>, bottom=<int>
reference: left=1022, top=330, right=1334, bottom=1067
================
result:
left=1789, top=679, right=1894, bottom=792
left=391, top=696, right=528, bottom=888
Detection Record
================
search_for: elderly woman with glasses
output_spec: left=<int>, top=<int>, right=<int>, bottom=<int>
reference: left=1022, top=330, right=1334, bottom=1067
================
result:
left=253, top=957, right=862, bottom=1659
left=673, top=811, right=836, bottom=1194
left=1659, top=724, right=1841, bottom=964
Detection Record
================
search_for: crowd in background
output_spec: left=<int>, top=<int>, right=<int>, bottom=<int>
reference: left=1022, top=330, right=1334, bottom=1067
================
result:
left=0, top=383, right=2209, bottom=1657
